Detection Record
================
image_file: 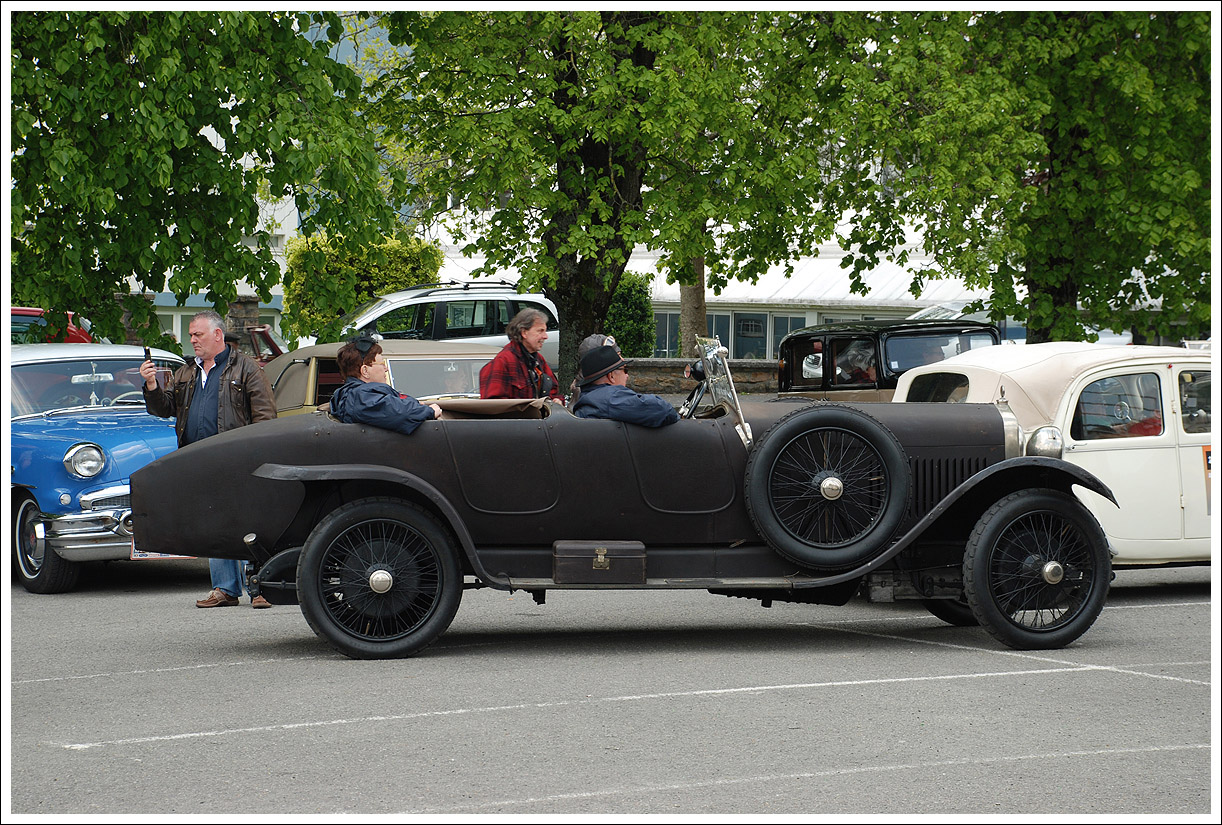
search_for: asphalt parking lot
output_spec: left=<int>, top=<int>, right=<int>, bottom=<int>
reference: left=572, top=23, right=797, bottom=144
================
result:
left=6, top=558, right=1214, bottom=816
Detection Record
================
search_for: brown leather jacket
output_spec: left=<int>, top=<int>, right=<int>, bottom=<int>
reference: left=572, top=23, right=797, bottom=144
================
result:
left=143, top=344, right=277, bottom=447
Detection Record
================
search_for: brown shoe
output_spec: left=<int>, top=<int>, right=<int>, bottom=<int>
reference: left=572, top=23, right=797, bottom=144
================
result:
left=196, top=588, right=239, bottom=608
left=250, top=595, right=272, bottom=609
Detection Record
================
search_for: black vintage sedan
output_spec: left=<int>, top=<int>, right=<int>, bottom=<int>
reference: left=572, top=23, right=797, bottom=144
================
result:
left=131, top=339, right=1116, bottom=659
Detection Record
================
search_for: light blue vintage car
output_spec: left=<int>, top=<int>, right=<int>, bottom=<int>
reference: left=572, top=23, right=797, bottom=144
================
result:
left=10, top=343, right=185, bottom=593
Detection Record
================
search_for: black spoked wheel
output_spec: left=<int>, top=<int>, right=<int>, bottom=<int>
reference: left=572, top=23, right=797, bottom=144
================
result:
left=745, top=405, right=909, bottom=570
left=12, top=493, right=79, bottom=594
left=298, top=498, right=462, bottom=659
left=964, top=490, right=1111, bottom=650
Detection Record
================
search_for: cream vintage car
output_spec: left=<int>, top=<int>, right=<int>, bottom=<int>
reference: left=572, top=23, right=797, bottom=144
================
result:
left=894, top=342, right=1212, bottom=567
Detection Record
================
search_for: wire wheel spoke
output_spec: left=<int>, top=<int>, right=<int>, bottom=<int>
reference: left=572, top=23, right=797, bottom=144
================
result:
left=989, top=512, right=1094, bottom=631
left=319, top=518, right=442, bottom=641
left=769, top=429, right=888, bottom=546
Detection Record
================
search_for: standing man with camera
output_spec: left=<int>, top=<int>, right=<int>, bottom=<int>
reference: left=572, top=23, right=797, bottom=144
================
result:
left=140, top=309, right=277, bottom=609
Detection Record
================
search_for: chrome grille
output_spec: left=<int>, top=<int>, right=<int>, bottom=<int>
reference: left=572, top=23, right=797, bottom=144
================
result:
left=84, top=493, right=131, bottom=510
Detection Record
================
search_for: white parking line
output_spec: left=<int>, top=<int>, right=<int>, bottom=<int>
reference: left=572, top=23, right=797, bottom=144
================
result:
left=10, top=655, right=333, bottom=686
left=54, top=664, right=1188, bottom=751
left=392, top=743, right=1211, bottom=815
left=14, top=598, right=1211, bottom=688
left=790, top=620, right=1212, bottom=686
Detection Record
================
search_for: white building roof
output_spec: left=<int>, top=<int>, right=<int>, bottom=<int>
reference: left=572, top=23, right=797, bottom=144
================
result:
left=435, top=242, right=989, bottom=312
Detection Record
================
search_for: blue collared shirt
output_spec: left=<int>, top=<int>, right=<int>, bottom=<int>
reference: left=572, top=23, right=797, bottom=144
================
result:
left=183, top=346, right=230, bottom=445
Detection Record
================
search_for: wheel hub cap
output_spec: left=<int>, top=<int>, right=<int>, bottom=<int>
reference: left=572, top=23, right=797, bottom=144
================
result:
left=368, top=569, right=394, bottom=594
left=1041, top=560, right=1065, bottom=585
left=819, top=476, right=844, bottom=501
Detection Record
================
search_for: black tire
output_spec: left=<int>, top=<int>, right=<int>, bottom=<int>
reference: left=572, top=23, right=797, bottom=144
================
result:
left=745, top=405, right=910, bottom=570
left=964, top=490, right=1111, bottom=650
left=297, top=497, right=462, bottom=659
left=922, top=596, right=979, bottom=627
left=12, top=493, right=80, bottom=594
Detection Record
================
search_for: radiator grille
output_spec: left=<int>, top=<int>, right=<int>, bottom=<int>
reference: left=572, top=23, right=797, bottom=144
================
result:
left=908, top=456, right=990, bottom=518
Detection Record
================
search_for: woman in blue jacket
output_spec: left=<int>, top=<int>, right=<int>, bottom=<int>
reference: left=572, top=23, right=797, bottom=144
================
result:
left=328, top=337, right=441, bottom=435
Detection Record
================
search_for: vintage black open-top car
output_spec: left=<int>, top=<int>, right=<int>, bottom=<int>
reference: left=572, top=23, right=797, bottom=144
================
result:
left=131, top=339, right=1116, bottom=659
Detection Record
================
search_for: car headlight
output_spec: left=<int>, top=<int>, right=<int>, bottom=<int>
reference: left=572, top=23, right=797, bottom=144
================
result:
left=1025, top=426, right=1064, bottom=459
left=64, top=443, right=106, bottom=478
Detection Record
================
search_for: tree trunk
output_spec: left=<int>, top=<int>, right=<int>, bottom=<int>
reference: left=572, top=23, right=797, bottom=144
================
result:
left=1023, top=265, right=1079, bottom=344
left=679, top=257, right=707, bottom=361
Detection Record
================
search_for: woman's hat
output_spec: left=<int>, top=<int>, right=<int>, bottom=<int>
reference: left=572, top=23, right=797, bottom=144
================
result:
left=579, top=344, right=628, bottom=387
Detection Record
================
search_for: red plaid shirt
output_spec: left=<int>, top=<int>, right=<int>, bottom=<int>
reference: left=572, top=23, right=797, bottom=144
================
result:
left=479, top=341, right=563, bottom=401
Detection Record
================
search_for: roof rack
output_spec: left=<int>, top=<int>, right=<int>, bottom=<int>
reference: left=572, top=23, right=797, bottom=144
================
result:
left=398, top=279, right=525, bottom=298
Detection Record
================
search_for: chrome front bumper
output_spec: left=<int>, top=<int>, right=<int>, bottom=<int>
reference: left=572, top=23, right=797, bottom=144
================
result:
left=35, top=485, right=137, bottom=562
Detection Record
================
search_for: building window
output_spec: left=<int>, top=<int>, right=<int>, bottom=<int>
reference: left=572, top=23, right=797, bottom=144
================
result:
left=772, top=315, right=808, bottom=357
left=707, top=313, right=730, bottom=350
left=732, top=312, right=767, bottom=359
left=654, top=312, right=680, bottom=357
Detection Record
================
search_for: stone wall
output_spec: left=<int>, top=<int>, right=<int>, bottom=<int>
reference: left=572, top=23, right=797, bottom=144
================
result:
left=625, top=357, right=779, bottom=394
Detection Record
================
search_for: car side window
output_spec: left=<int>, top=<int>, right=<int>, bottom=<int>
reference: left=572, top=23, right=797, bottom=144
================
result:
left=1179, top=369, right=1211, bottom=434
left=886, top=334, right=949, bottom=373
left=315, top=357, right=345, bottom=407
left=375, top=303, right=435, bottom=340
left=801, top=339, right=824, bottom=385
left=441, top=300, right=508, bottom=338
left=905, top=372, right=970, bottom=403
left=1071, top=372, right=1163, bottom=440
left=833, top=338, right=877, bottom=386
left=516, top=301, right=558, bottom=331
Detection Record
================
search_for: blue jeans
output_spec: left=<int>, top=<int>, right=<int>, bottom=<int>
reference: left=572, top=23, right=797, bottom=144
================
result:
left=209, top=558, right=247, bottom=598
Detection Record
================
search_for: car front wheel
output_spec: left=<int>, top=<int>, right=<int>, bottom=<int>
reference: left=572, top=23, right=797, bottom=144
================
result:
left=964, top=490, right=1111, bottom=650
left=12, top=493, right=80, bottom=594
left=297, top=497, right=462, bottom=659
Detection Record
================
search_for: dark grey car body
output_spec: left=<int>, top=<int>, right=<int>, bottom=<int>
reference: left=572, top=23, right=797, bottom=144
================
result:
left=131, top=342, right=1114, bottom=659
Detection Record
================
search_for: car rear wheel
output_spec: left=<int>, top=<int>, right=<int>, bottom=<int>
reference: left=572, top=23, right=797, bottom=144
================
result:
left=745, top=405, right=910, bottom=570
left=964, top=490, right=1111, bottom=650
left=12, top=493, right=80, bottom=594
left=298, top=497, right=462, bottom=659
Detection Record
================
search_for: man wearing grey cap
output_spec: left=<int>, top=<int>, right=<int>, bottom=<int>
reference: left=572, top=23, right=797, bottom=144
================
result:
left=571, top=341, right=679, bottom=427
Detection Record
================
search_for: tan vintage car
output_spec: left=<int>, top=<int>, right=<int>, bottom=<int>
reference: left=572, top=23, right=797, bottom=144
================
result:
left=264, top=339, right=502, bottom=415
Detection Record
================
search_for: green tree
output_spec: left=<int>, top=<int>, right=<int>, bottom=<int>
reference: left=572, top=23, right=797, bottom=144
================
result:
left=369, top=11, right=867, bottom=382
left=605, top=272, right=655, bottom=358
left=281, top=234, right=443, bottom=341
left=11, top=11, right=402, bottom=345
left=832, top=11, right=1211, bottom=342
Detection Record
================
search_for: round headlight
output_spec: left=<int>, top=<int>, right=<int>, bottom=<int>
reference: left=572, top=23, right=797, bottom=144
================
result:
left=64, top=443, right=106, bottom=478
left=1025, top=426, right=1064, bottom=459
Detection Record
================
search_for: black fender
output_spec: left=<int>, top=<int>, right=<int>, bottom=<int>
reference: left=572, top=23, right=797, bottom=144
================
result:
left=251, top=462, right=507, bottom=586
left=790, top=456, right=1116, bottom=590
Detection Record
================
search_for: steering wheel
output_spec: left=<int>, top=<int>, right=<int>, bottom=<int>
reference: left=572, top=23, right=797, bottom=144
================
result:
left=1111, top=399, right=1133, bottom=423
left=106, top=391, right=146, bottom=405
